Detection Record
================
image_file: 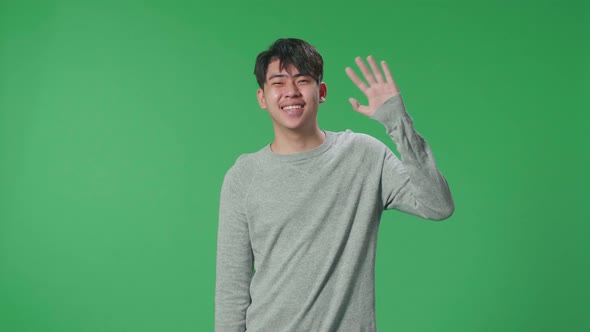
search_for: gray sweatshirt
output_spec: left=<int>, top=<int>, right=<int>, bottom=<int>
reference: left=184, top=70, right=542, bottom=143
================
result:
left=215, top=94, right=454, bottom=331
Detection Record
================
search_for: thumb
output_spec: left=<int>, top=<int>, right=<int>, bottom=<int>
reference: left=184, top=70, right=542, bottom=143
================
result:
left=348, top=97, right=361, bottom=113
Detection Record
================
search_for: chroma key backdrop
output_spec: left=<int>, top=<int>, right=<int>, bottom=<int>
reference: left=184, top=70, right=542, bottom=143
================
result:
left=1, top=0, right=588, bottom=331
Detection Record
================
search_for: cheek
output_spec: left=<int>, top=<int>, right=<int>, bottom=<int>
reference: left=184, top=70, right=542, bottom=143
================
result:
left=305, top=89, right=320, bottom=102
left=258, top=89, right=280, bottom=109
left=268, top=92, right=283, bottom=106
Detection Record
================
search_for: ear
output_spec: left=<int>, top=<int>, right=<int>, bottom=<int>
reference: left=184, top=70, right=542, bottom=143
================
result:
left=319, top=82, right=327, bottom=103
left=257, top=88, right=267, bottom=109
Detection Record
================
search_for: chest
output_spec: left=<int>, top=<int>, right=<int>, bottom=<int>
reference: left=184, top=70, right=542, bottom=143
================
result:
left=245, top=153, right=380, bottom=249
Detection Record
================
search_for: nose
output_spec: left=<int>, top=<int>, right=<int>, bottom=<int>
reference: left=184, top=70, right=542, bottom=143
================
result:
left=284, top=80, right=301, bottom=97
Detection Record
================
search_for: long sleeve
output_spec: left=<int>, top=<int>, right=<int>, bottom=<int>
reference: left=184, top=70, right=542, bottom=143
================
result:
left=371, top=93, right=455, bottom=221
left=215, top=166, right=253, bottom=331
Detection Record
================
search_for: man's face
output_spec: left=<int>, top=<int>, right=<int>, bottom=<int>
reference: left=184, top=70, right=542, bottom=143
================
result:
left=257, top=59, right=326, bottom=132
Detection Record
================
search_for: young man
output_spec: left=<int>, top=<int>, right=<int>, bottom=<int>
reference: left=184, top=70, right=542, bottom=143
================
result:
left=215, top=38, right=454, bottom=331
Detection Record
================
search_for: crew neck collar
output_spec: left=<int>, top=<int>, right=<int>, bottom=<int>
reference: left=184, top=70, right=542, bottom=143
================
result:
left=261, top=130, right=334, bottom=162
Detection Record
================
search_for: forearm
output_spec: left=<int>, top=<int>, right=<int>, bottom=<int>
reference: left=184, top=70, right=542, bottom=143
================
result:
left=372, top=94, right=454, bottom=220
left=215, top=238, right=253, bottom=331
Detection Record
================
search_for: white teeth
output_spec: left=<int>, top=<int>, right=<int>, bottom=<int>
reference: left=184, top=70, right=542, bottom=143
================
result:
left=283, top=105, right=302, bottom=110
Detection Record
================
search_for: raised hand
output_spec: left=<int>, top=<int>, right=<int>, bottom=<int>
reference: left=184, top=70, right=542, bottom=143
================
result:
left=345, top=55, right=400, bottom=117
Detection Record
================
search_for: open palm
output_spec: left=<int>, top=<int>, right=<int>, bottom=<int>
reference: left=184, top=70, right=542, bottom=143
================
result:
left=345, top=55, right=400, bottom=117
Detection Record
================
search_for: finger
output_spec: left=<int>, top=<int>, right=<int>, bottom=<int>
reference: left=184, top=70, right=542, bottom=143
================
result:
left=355, top=56, right=376, bottom=84
left=381, top=60, right=395, bottom=85
left=345, top=67, right=368, bottom=93
left=367, top=56, right=384, bottom=83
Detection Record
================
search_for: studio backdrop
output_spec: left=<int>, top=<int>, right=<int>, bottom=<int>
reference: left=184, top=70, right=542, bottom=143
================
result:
left=1, top=0, right=587, bottom=331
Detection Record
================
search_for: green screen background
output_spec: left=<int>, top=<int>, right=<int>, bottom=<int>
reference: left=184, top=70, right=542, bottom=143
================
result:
left=1, top=0, right=588, bottom=331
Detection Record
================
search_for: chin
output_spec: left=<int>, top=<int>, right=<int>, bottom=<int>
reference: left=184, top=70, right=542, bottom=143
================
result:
left=272, top=120, right=304, bottom=131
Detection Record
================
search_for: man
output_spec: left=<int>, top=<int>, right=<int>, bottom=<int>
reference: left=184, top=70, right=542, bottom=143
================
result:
left=215, top=38, right=454, bottom=331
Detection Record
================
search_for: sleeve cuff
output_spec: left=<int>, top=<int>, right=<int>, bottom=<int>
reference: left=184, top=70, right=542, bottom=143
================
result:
left=370, top=93, right=409, bottom=133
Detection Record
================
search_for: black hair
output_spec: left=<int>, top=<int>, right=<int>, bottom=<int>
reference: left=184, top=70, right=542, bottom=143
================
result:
left=254, top=38, right=324, bottom=89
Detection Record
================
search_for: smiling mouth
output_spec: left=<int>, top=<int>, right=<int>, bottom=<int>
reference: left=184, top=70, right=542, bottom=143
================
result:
left=281, top=105, right=303, bottom=110
left=281, top=104, right=304, bottom=116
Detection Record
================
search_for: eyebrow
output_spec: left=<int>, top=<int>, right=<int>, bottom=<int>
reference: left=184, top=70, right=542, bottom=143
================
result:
left=267, top=73, right=309, bottom=80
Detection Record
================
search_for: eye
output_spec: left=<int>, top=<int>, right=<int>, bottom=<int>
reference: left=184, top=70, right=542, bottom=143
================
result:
left=298, top=79, right=309, bottom=84
left=271, top=81, right=283, bottom=86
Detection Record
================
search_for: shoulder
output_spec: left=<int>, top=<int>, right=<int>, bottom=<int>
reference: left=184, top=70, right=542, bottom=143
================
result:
left=334, top=129, right=389, bottom=154
left=223, top=152, right=261, bottom=186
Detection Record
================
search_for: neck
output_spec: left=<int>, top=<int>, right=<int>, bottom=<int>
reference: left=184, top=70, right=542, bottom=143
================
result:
left=270, top=125, right=326, bottom=155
